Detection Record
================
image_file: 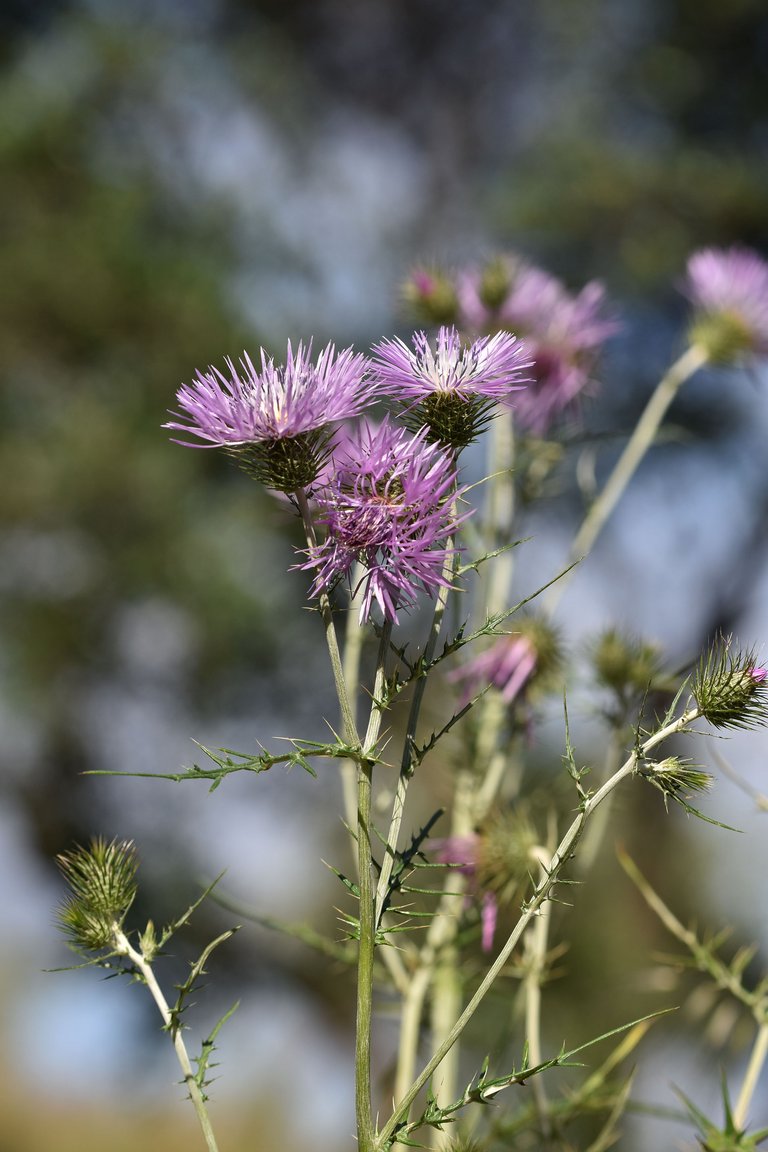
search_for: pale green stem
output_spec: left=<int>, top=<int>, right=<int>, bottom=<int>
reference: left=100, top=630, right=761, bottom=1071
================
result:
left=574, top=728, right=623, bottom=876
left=545, top=343, right=709, bottom=615
left=340, top=562, right=367, bottom=841
left=410, top=424, right=520, bottom=1145
left=295, top=488, right=360, bottom=747
left=375, top=708, right=701, bottom=1149
left=428, top=770, right=476, bottom=1149
left=484, top=412, right=517, bottom=616
left=356, top=622, right=393, bottom=1152
left=429, top=948, right=462, bottom=1151
left=523, top=829, right=557, bottom=1135
left=734, top=1022, right=768, bottom=1131
left=374, top=522, right=457, bottom=927
left=114, top=930, right=220, bottom=1152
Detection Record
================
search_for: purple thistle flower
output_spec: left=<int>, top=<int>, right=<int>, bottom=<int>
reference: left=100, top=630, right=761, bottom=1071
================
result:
left=431, top=834, right=498, bottom=952
left=302, top=418, right=470, bottom=624
left=164, top=341, right=374, bottom=492
left=449, top=617, right=561, bottom=711
left=458, top=258, right=617, bottom=435
left=166, top=341, right=372, bottom=447
left=449, top=633, right=538, bottom=710
left=373, top=325, right=529, bottom=404
left=684, top=246, right=768, bottom=362
left=371, top=326, right=531, bottom=451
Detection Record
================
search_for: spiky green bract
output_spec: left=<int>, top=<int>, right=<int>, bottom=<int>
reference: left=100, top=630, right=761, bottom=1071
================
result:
left=592, top=628, right=664, bottom=702
left=676, top=1078, right=768, bottom=1151
left=641, top=756, right=714, bottom=813
left=693, top=640, right=768, bottom=730
left=226, top=426, right=335, bottom=493
left=56, top=837, right=138, bottom=952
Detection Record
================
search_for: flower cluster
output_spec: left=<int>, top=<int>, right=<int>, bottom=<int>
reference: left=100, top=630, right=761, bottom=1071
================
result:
left=457, top=255, right=618, bottom=434
left=302, top=419, right=468, bottom=623
left=684, top=246, right=768, bottom=363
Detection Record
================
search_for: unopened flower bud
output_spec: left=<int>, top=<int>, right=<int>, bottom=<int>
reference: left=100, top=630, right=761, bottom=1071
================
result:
left=56, top=838, right=138, bottom=952
left=402, top=267, right=460, bottom=327
left=592, top=629, right=663, bottom=700
left=693, top=641, right=768, bottom=730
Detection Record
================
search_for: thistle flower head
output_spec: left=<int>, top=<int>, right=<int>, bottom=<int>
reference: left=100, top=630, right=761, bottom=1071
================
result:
left=693, top=638, right=768, bottom=730
left=431, top=809, right=539, bottom=952
left=449, top=616, right=562, bottom=709
left=302, top=417, right=470, bottom=623
left=372, top=326, right=531, bottom=451
left=431, top=833, right=498, bottom=952
left=402, top=266, right=460, bottom=327
left=56, top=838, right=138, bottom=953
left=165, top=341, right=374, bottom=491
left=641, top=755, right=714, bottom=812
left=684, top=246, right=768, bottom=363
left=592, top=628, right=665, bottom=705
left=458, top=257, right=617, bottom=435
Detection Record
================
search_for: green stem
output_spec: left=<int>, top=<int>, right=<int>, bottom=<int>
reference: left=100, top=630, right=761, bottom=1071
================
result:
left=340, top=561, right=367, bottom=842
left=374, top=524, right=457, bottom=927
left=523, top=827, right=557, bottom=1135
left=356, top=754, right=376, bottom=1152
left=356, top=622, right=393, bottom=1152
left=734, top=1021, right=768, bottom=1131
left=295, top=487, right=360, bottom=747
left=545, top=343, right=708, bottom=615
left=375, top=707, right=701, bottom=1150
left=115, top=930, right=220, bottom=1152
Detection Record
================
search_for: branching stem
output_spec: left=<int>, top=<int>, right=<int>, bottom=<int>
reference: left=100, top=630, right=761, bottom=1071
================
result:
left=546, top=343, right=708, bottom=614
left=376, top=707, right=701, bottom=1150
left=114, top=930, right=220, bottom=1152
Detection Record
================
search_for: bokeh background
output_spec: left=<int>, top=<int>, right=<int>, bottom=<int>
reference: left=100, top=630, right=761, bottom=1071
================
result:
left=2, top=2, right=768, bottom=1149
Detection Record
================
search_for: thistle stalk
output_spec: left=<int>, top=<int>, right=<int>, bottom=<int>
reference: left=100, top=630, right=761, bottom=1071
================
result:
left=355, top=621, right=393, bottom=1152
left=376, top=707, right=701, bottom=1150
left=114, top=930, right=220, bottom=1152
left=295, top=487, right=360, bottom=749
left=546, top=343, right=708, bottom=614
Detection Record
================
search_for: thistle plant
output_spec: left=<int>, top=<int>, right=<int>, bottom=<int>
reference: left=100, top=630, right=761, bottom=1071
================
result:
left=54, top=243, right=768, bottom=1152
left=55, top=839, right=237, bottom=1152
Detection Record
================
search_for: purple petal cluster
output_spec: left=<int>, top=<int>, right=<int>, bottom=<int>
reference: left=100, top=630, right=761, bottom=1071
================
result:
left=458, top=258, right=617, bottom=435
left=165, top=341, right=373, bottom=447
left=303, top=418, right=470, bottom=623
left=371, top=325, right=530, bottom=404
left=431, top=834, right=498, bottom=952
left=449, top=633, right=538, bottom=709
left=684, top=246, right=768, bottom=359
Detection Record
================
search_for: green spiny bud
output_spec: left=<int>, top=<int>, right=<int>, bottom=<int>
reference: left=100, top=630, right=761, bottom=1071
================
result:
left=642, top=756, right=714, bottom=810
left=478, top=256, right=515, bottom=313
left=56, top=837, right=138, bottom=952
left=592, top=628, right=663, bottom=699
left=476, top=807, right=541, bottom=908
left=693, top=640, right=768, bottom=730
left=401, top=267, right=459, bottom=327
